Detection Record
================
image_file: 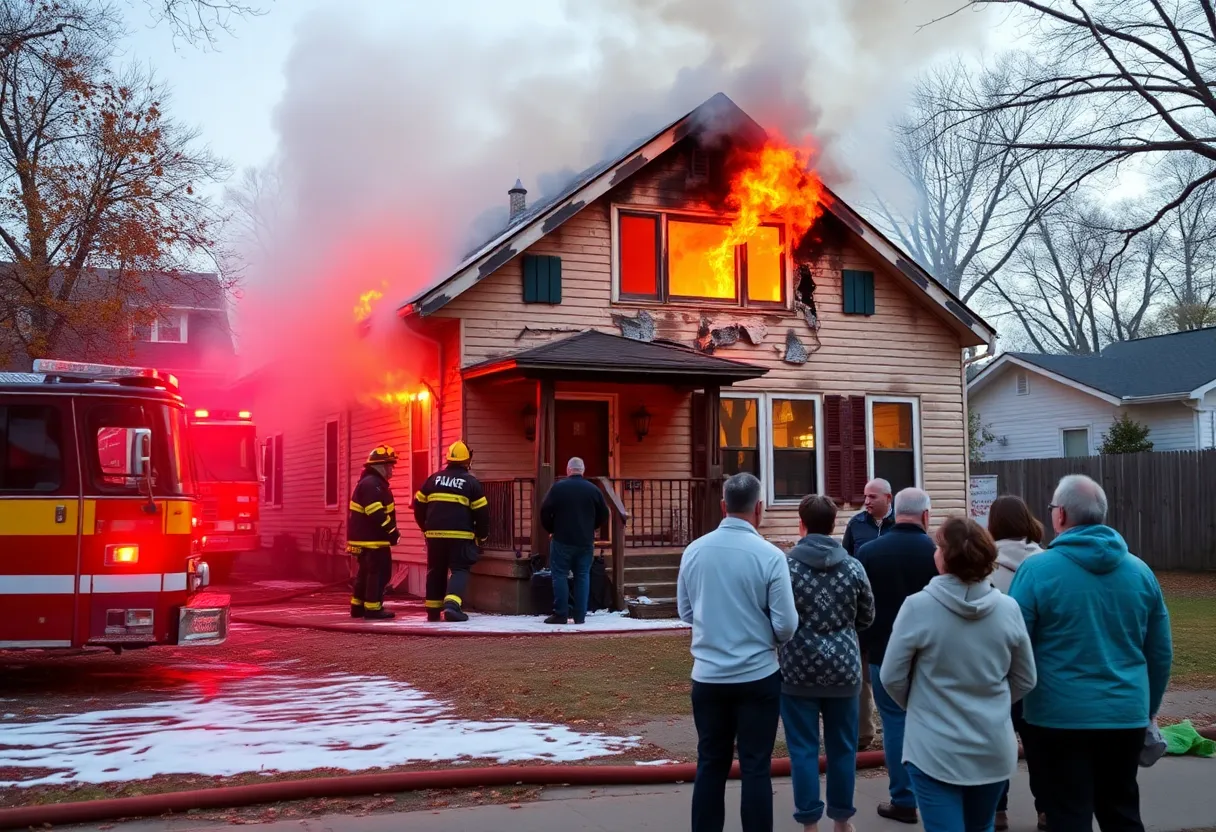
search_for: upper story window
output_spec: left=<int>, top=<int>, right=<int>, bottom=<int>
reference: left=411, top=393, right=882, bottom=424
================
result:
left=133, top=310, right=188, bottom=343
left=615, top=208, right=786, bottom=307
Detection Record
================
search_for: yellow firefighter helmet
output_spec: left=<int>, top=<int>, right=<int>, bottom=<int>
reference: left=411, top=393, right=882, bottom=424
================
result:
left=446, top=440, right=472, bottom=463
left=367, top=445, right=399, bottom=465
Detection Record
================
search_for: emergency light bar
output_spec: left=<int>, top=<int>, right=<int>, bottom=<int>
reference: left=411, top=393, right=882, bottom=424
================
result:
left=32, top=359, right=179, bottom=391
left=189, top=408, right=253, bottom=422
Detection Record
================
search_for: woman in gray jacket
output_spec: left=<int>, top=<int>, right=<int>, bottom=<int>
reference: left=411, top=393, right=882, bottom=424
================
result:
left=879, top=517, right=1037, bottom=832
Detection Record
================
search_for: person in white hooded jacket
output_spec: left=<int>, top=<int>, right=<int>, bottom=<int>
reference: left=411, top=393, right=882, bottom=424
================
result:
left=985, top=495, right=1047, bottom=830
left=880, top=516, right=1037, bottom=832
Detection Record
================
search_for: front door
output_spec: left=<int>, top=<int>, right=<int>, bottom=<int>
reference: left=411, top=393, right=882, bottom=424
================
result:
left=555, top=400, right=610, bottom=478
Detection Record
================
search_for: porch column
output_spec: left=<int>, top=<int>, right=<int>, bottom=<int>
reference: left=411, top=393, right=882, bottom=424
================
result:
left=532, top=377, right=557, bottom=559
left=702, top=384, right=723, bottom=536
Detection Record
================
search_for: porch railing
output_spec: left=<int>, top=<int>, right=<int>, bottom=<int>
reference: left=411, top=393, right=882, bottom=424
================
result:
left=481, top=478, right=535, bottom=555
left=608, top=477, right=710, bottom=549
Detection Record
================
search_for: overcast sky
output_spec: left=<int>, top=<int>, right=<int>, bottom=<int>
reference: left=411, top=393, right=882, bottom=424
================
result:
left=121, top=0, right=1017, bottom=196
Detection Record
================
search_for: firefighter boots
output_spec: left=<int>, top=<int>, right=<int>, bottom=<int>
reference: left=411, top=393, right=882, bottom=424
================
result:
left=443, top=594, right=469, bottom=622
left=350, top=601, right=365, bottom=618
left=364, top=608, right=396, bottom=620
left=426, top=609, right=442, bottom=623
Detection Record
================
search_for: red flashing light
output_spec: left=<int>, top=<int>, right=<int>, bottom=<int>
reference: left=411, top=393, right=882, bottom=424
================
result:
left=194, top=409, right=210, bottom=418
left=238, top=410, right=252, bottom=420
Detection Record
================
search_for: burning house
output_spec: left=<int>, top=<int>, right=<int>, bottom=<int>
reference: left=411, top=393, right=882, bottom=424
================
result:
left=240, top=93, right=995, bottom=614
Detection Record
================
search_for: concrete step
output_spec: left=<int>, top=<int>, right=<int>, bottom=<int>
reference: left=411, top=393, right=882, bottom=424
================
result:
left=625, top=580, right=678, bottom=598
left=623, top=565, right=680, bottom=583
left=621, top=551, right=683, bottom=569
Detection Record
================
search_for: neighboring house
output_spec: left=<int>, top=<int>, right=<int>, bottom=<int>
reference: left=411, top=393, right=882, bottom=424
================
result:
left=1, top=266, right=236, bottom=403
left=968, top=326, right=1216, bottom=460
left=240, top=93, right=995, bottom=612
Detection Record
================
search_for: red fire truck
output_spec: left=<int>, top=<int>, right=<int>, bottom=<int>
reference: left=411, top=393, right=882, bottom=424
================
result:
left=186, top=409, right=259, bottom=581
left=0, top=359, right=229, bottom=652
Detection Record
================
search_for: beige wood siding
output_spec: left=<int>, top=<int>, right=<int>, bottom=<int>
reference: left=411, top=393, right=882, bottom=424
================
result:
left=437, top=147, right=967, bottom=540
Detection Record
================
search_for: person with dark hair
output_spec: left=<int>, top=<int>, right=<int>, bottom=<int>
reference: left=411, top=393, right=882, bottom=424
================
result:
left=677, top=472, right=797, bottom=832
left=780, top=494, right=875, bottom=832
left=880, top=517, right=1037, bottom=832
left=1010, top=474, right=1172, bottom=832
left=985, top=495, right=1045, bottom=831
left=987, top=495, right=1045, bottom=595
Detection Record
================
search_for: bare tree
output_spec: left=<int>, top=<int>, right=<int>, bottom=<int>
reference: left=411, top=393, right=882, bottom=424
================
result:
left=991, top=197, right=1160, bottom=353
left=964, top=0, right=1216, bottom=238
left=0, top=10, right=229, bottom=365
left=872, top=56, right=1094, bottom=302
left=0, top=0, right=264, bottom=53
left=1151, top=152, right=1216, bottom=317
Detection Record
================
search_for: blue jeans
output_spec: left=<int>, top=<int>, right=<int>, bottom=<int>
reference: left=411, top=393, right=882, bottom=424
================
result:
left=907, top=763, right=1005, bottom=832
left=691, top=671, right=782, bottom=832
left=781, top=693, right=859, bottom=824
left=549, top=540, right=593, bottom=622
left=871, top=664, right=916, bottom=808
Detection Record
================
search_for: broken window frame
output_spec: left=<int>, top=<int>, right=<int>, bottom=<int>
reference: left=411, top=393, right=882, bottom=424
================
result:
left=613, top=206, right=788, bottom=309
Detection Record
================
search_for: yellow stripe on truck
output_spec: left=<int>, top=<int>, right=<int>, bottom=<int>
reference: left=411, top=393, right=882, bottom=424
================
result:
left=0, top=499, right=81, bottom=536
left=162, top=501, right=193, bottom=535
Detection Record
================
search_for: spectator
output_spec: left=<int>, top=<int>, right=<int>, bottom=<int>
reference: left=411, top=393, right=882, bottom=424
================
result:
left=1010, top=474, right=1173, bottom=832
left=854, top=486, right=938, bottom=825
left=780, top=494, right=875, bottom=832
left=677, top=472, right=797, bottom=832
left=986, top=495, right=1047, bottom=831
left=842, top=478, right=893, bottom=751
left=880, top=516, right=1037, bottom=832
left=540, top=457, right=609, bottom=625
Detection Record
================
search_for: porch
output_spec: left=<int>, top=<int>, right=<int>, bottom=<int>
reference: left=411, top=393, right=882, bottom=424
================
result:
left=461, top=330, right=769, bottom=615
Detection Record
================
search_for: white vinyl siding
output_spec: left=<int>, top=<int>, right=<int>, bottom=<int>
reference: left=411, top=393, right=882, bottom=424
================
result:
left=971, top=367, right=1199, bottom=460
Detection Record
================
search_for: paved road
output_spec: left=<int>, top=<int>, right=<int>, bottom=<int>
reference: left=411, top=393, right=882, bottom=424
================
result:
left=67, top=757, right=1215, bottom=832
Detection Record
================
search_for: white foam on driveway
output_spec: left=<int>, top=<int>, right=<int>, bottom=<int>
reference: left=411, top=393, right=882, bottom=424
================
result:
left=241, top=605, right=691, bottom=635
left=251, top=580, right=326, bottom=591
left=0, top=672, right=640, bottom=787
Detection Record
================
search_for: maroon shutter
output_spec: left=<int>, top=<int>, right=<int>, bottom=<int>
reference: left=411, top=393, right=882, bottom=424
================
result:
left=824, top=395, right=843, bottom=503
left=691, top=392, right=707, bottom=479
left=847, top=395, right=868, bottom=504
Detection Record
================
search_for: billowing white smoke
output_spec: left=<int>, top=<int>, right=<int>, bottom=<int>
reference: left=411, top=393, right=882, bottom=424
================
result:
left=232, top=0, right=995, bottom=420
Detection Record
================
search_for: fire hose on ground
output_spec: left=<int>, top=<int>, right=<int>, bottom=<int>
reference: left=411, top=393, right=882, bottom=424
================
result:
left=3, top=729, right=1213, bottom=830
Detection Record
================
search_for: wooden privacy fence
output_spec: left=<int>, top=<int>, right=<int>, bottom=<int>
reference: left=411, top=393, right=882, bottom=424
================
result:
left=972, top=450, right=1216, bottom=571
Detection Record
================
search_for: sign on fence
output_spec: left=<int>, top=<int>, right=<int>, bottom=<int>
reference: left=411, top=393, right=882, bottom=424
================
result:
left=969, top=474, right=999, bottom=528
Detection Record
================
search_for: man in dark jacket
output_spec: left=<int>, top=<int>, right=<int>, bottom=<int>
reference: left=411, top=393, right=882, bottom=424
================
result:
left=347, top=445, right=401, bottom=620
left=414, top=440, right=490, bottom=623
left=854, top=486, right=938, bottom=826
left=540, top=457, right=609, bottom=625
left=841, top=477, right=894, bottom=752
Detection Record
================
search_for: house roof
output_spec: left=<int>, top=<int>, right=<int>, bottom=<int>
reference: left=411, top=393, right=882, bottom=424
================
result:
left=398, top=93, right=996, bottom=349
left=968, top=326, right=1216, bottom=402
left=462, top=329, right=769, bottom=385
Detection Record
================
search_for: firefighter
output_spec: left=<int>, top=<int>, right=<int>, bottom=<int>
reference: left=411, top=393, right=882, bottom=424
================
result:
left=347, top=445, right=401, bottom=620
left=414, top=440, right=490, bottom=622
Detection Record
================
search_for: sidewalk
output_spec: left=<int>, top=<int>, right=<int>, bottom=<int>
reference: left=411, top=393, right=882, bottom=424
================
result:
left=66, top=757, right=1214, bottom=832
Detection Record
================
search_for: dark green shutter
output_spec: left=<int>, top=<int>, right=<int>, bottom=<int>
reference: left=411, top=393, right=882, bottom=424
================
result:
left=522, top=254, right=562, bottom=304
left=842, top=270, right=875, bottom=315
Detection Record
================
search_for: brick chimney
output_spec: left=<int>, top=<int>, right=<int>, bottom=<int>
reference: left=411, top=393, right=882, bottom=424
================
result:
left=509, top=179, right=527, bottom=221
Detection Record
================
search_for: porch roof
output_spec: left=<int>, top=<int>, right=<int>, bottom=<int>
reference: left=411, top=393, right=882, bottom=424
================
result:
left=462, top=329, right=768, bottom=386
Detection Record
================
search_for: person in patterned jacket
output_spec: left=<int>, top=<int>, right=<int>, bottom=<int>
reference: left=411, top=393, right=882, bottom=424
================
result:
left=779, top=494, right=876, bottom=832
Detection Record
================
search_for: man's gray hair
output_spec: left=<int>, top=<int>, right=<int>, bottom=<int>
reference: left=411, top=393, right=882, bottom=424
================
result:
left=866, top=478, right=893, bottom=496
left=566, top=457, right=585, bottom=475
left=893, top=487, right=931, bottom=517
left=1054, top=474, right=1108, bottom=526
left=723, top=472, right=763, bottom=514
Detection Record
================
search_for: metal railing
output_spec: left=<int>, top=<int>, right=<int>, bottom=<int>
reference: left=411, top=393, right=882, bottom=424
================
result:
left=608, top=477, right=710, bottom=549
left=481, top=478, right=535, bottom=555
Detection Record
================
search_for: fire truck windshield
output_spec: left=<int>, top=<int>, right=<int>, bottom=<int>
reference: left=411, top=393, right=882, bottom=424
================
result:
left=191, top=423, right=258, bottom=483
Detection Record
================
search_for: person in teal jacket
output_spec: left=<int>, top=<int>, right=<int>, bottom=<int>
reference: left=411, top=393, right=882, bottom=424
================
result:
left=1009, top=474, right=1172, bottom=832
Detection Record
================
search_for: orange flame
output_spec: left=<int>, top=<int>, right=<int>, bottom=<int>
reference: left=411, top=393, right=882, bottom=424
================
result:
left=705, top=142, right=825, bottom=294
left=359, top=371, right=430, bottom=408
left=353, top=284, right=387, bottom=322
